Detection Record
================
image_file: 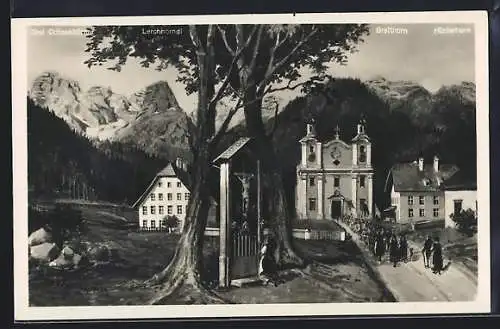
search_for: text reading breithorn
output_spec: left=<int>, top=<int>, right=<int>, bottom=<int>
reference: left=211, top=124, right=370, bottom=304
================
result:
left=375, top=26, right=409, bottom=35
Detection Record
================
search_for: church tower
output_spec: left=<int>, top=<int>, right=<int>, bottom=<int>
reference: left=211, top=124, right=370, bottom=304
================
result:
left=296, top=120, right=324, bottom=219
left=351, top=116, right=373, bottom=217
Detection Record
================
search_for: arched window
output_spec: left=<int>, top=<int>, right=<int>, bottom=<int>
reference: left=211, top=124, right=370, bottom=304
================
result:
left=359, top=145, right=366, bottom=163
left=308, top=143, right=316, bottom=162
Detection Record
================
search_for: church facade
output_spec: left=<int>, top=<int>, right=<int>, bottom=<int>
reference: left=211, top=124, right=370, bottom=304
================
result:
left=296, top=119, right=374, bottom=220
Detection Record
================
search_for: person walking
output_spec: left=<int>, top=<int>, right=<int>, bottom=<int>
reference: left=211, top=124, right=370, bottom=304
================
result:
left=399, top=234, right=409, bottom=263
left=432, top=237, right=444, bottom=275
left=389, top=234, right=400, bottom=267
left=375, top=230, right=386, bottom=263
left=369, top=229, right=376, bottom=256
left=385, top=229, right=392, bottom=252
left=422, top=235, right=433, bottom=268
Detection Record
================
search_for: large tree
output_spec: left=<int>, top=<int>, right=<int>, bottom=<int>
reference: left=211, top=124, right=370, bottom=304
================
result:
left=84, top=23, right=369, bottom=302
left=85, top=25, right=257, bottom=303
left=210, top=24, right=370, bottom=266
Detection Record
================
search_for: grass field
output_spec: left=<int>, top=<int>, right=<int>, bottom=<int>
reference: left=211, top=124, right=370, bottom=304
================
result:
left=29, top=201, right=391, bottom=305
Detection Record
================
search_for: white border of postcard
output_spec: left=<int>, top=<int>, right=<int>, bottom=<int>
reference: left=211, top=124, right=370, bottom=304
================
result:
left=12, top=11, right=490, bottom=320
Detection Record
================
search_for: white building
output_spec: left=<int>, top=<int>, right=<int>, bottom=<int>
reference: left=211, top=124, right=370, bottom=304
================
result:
left=132, top=162, right=192, bottom=231
left=296, top=118, right=374, bottom=220
left=442, top=172, right=477, bottom=228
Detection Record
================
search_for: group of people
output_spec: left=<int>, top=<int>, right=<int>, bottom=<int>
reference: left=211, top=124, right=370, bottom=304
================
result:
left=422, top=235, right=444, bottom=275
left=369, top=229, right=410, bottom=267
left=341, top=216, right=445, bottom=274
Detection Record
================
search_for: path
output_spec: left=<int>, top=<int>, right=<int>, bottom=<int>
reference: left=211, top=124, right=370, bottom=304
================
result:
left=336, top=220, right=477, bottom=302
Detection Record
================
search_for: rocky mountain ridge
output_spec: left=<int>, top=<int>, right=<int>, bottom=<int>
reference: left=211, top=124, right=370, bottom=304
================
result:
left=29, top=71, right=192, bottom=160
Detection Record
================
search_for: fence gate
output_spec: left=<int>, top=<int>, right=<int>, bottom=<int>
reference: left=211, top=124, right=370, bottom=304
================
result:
left=214, top=137, right=262, bottom=288
left=231, top=233, right=259, bottom=279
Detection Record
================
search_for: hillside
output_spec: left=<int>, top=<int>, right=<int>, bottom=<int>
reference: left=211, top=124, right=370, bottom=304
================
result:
left=222, top=77, right=477, bottom=211
left=29, top=72, right=192, bottom=161
left=28, top=73, right=476, bottom=210
left=28, top=97, right=166, bottom=204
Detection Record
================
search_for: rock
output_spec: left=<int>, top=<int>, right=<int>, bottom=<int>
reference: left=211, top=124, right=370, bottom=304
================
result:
left=49, top=252, right=83, bottom=270
left=62, top=246, right=74, bottom=259
left=30, top=243, right=59, bottom=262
left=28, top=227, right=52, bottom=247
left=88, top=245, right=111, bottom=262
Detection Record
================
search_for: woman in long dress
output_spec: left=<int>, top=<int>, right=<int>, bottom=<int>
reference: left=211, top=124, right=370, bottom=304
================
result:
left=399, top=235, right=408, bottom=263
left=432, top=237, right=444, bottom=275
left=258, top=236, right=278, bottom=286
left=389, top=234, right=400, bottom=267
left=375, top=231, right=386, bottom=262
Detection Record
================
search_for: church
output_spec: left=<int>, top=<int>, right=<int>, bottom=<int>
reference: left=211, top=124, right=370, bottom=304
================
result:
left=296, top=118, right=374, bottom=220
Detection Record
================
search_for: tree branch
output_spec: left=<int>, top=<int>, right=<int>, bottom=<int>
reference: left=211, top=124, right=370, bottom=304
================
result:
left=258, top=26, right=318, bottom=93
left=210, top=99, right=242, bottom=147
left=263, top=79, right=311, bottom=95
left=206, top=25, right=215, bottom=50
left=209, top=26, right=258, bottom=107
left=265, top=30, right=281, bottom=78
left=248, top=25, right=265, bottom=73
left=268, top=100, right=280, bottom=138
left=216, top=25, right=236, bottom=56
left=189, top=26, right=204, bottom=53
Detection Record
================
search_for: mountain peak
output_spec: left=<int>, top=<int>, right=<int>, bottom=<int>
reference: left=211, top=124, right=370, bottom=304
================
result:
left=130, top=80, right=182, bottom=114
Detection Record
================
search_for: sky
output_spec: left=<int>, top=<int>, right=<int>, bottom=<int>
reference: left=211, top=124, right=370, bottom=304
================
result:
left=27, top=23, right=475, bottom=114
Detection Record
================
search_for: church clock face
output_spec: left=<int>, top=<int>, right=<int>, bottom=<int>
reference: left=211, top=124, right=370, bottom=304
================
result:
left=330, top=147, right=341, bottom=160
left=330, top=147, right=341, bottom=165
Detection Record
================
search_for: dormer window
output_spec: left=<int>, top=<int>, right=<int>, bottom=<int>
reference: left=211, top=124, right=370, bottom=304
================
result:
left=309, top=145, right=315, bottom=153
left=359, top=145, right=366, bottom=163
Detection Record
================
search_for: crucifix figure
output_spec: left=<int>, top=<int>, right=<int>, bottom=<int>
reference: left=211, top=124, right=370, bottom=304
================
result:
left=234, top=172, right=254, bottom=221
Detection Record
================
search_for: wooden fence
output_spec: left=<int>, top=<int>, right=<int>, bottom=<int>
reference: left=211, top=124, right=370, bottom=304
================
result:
left=138, top=227, right=177, bottom=233
left=195, top=227, right=346, bottom=241
left=232, top=234, right=259, bottom=258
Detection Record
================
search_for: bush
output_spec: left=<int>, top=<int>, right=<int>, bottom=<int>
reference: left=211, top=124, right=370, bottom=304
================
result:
left=28, top=206, right=48, bottom=234
left=450, top=208, right=477, bottom=237
left=163, top=215, right=180, bottom=229
left=47, top=204, right=85, bottom=248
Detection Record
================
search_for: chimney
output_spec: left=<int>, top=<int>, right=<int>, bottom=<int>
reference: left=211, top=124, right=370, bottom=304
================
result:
left=418, top=157, right=424, bottom=171
left=433, top=155, right=439, bottom=172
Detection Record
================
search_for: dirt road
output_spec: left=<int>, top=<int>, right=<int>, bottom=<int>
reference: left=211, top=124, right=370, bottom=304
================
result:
left=337, top=220, right=477, bottom=302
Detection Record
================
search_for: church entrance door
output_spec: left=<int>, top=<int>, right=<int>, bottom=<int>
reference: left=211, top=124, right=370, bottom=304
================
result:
left=331, top=200, right=342, bottom=219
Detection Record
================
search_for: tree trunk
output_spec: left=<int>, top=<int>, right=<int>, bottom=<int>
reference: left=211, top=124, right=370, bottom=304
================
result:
left=148, top=162, right=226, bottom=304
left=148, top=26, right=227, bottom=304
left=243, top=86, right=305, bottom=268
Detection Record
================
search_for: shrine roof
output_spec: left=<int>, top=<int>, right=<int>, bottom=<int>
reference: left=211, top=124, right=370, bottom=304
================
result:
left=213, top=137, right=253, bottom=164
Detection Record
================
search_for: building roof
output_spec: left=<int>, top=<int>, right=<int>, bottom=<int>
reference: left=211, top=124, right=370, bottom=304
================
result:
left=351, top=133, right=370, bottom=143
left=156, top=163, right=177, bottom=177
left=132, top=162, right=219, bottom=209
left=213, top=137, right=252, bottom=164
left=389, top=162, right=459, bottom=192
left=441, top=170, right=477, bottom=191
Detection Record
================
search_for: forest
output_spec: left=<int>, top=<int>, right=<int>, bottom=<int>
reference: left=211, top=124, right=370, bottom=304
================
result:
left=28, top=76, right=476, bottom=213
left=27, top=97, right=166, bottom=204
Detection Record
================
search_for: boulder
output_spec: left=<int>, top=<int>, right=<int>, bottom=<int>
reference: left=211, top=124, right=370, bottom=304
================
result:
left=62, top=246, right=74, bottom=259
left=28, top=227, right=52, bottom=247
left=30, top=242, right=59, bottom=262
left=49, top=252, right=83, bottom=270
